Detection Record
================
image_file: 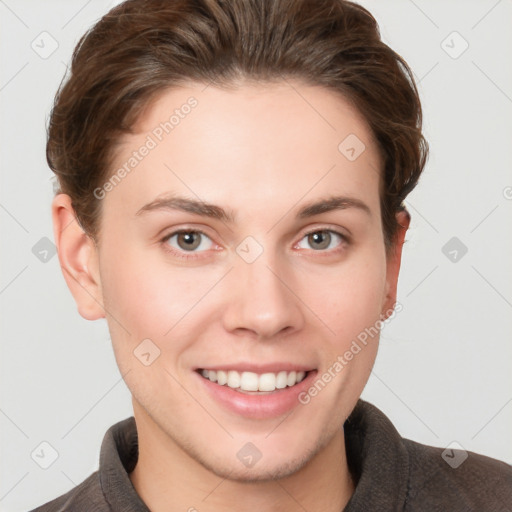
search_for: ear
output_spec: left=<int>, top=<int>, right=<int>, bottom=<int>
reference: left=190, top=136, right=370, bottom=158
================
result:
left=52, top=194, right=105, bottom=321
left=381, top=209, right=410, bottom=319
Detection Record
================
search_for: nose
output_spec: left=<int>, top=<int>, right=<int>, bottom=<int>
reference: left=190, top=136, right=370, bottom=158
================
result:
left=221, top=252, right=305, bottom=340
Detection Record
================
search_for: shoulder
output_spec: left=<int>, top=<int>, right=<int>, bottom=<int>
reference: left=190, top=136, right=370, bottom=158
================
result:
left=403, top=438, right=512, bottom=511
left=29, top=471, right=110, bottom=512
left=344, top=400, right=512, bottom=511
left=29, top=416, right=145, bottom=511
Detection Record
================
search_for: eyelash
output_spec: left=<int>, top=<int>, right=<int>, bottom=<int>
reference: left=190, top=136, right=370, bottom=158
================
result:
left=160, top=229, right=213, bottom=260
left=160, top=228, right=349, bottom=260
left=297, top=228, right=349, bottom=254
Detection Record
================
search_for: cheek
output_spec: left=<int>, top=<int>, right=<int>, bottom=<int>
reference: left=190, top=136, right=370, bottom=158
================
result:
left=307, top=255, right=386, bottom=403
left=313, top=251, right=387, bottom=340
left=101, top=247, right=196, bottom=328
left=98, top=247, right=226, bottom=362
left=292, top=254, right=386, bottom=434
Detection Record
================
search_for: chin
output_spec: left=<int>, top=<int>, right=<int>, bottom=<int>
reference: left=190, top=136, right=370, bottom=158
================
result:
left=202, top=453, right=313, bottom=483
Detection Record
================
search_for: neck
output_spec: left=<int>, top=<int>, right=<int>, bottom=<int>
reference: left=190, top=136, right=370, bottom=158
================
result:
left=129, top=404, right=355, bottom=512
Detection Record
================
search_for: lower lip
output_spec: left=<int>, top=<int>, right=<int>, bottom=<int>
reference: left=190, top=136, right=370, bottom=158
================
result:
left=195, top=370, right=317, bottom=419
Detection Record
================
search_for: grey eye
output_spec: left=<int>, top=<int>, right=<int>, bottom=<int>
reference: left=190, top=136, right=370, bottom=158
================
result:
left=297, top=230, right=344, bottom=251
left=166, top=231, right=214, bottom=252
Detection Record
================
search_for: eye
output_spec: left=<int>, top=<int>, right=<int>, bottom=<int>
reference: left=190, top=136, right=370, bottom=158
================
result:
left=296, top=229, right=346, bottom=251
left=163, top=230, right=214, bottom=252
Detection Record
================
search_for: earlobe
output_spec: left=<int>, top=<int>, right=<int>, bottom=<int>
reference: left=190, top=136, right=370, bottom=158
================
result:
left=52, top=194, right=105, bottom=321
left=382, top=209, right=410, bottom=318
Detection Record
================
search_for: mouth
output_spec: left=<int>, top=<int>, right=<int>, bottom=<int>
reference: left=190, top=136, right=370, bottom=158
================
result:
left=193, top=362, right=318, bottom=418
left=196, top=368, right=311, bottom=394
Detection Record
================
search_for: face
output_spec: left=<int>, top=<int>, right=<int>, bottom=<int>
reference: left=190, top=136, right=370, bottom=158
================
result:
left=60, top=80, right=403, bottom=481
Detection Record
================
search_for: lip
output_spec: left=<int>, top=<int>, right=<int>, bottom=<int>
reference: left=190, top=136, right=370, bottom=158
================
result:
left=194, top=368, right=318, bottom=420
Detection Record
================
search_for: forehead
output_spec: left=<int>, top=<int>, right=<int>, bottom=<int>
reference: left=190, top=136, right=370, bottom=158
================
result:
left=105, top=80, right=381, bottom=220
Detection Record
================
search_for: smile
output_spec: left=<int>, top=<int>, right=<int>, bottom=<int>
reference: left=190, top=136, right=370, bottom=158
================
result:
left=197, top=369, right=308, bottom=393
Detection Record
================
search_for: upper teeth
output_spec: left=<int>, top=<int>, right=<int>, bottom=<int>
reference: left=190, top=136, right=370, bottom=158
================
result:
left=200, top=369, right=307, bottom=392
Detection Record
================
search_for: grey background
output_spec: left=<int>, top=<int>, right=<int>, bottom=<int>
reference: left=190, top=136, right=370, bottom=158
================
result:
left=1, top=0, right=511, bottom=510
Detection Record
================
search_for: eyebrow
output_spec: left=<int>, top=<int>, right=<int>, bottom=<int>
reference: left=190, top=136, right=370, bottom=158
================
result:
left=298, top=195, right=371, bottom=218
left=136, top=195, right=235, bottom=222
left=135, top=194, right=371, bottom=222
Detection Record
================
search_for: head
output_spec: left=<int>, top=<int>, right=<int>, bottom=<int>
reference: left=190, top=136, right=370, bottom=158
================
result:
left=50, top=0, right=427, bottom=481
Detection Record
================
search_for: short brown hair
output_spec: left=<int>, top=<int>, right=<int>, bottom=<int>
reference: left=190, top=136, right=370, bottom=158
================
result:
left=47, top=0, right=428, bottom=251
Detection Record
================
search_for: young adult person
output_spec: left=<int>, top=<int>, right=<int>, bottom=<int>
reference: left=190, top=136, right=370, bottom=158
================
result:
left=32, top=0, right=512, bottom=510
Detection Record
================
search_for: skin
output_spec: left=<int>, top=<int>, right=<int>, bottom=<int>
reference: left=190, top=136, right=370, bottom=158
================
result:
left=52, top=80, right=409, bottom=512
